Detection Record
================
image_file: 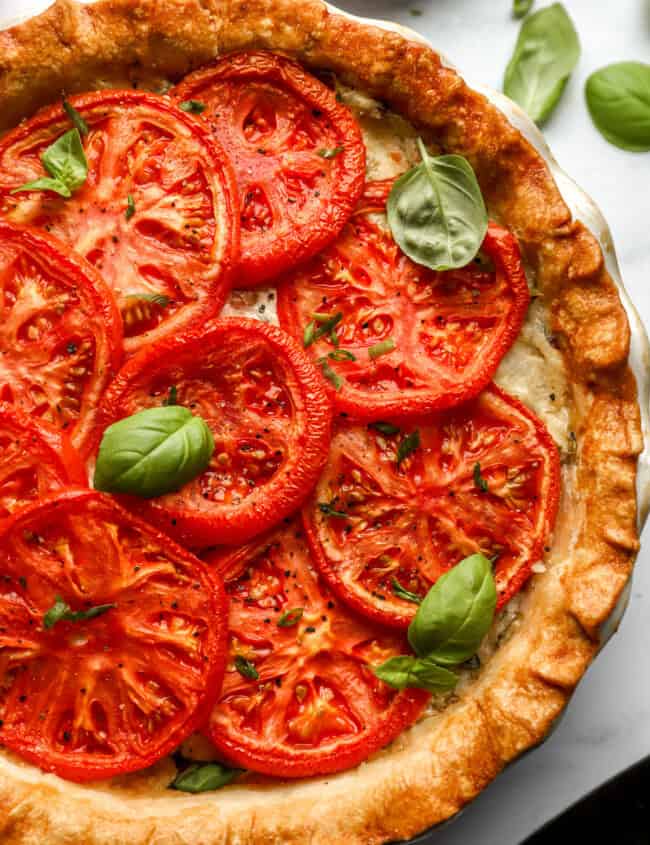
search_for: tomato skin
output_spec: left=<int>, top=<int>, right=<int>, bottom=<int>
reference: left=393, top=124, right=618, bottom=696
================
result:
left=204, top=523, right=427, bottom=778
left=0, top=220, right=122, bottom=456
left=0, top=489, right=228, bottom=782
left=0, top=401, right=86, bottom=518
left=0, top=90, right=239, bottom=355
left=173, top=51, right=365, bottom=287
left=277, top=183, right=531, bottom=419
left=304, top=384, right=561, bottom=628
left=90, top=318, right=332, bottom=548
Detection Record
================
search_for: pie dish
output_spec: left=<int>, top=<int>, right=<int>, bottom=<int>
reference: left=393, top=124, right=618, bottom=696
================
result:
left=0, top=1, right=646, bottom=844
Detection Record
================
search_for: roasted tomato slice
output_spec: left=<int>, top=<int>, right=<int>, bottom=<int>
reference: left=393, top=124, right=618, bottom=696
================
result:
left=91, top=318, right=332, bottom=547
left=0, top=221, right=121, bottom=455
left=0, top=402, right=86, bottom=518
left=277, top=182, right=530, bottom=418
left=0, top=489, right=227, bottom=782
left=204, top=521, right=427, bottom=777
left=0, top=90, right=239, bottom=354
left=304, top=385, right=560, bottom=628
left=173, top=51, right=365, bottom=287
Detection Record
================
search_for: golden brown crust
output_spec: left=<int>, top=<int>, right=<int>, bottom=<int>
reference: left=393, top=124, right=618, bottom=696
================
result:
left=0, top=1, right=642, bottom=843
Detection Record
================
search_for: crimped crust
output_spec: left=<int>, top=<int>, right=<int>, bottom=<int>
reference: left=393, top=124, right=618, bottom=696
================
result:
left=0, top=1, right=642, bottom=843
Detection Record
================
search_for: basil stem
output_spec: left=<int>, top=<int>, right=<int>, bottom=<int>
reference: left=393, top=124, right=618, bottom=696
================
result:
left=63, top=100, right=89, bottom=136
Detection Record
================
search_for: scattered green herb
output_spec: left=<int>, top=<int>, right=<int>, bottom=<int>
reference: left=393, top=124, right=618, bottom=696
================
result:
left=12, top=128, right=88, bottom=198
left=303, top=312, right=343, bottom=348
left=391, top=578, right=422, bottom=604
left=318, top=146, right=344, bottom=159
left=585, top=62, right=650, bottom=152
left=371, top=421, right=401, bottom=436
left=180, top=100, right=206, bottom=114
left=473, top=462, right=489, bottom=493
left=396, top=430, right=420, bottom=465
left=126, top=194, right=136, bottom=220
left=162, top=385, right=178, bottom=407
left=319, top=359, right=343, bottom=391
left=43, top=596, right=115, bottom=630
left=328, top=349, right=356, bottom=362
left=234, top=655, right=259, bottom=680
left=278, top=608, right=304, bottom=628
left=368, top=338, right=396, bottom=359
left=319, top=502, right=349, bottom=519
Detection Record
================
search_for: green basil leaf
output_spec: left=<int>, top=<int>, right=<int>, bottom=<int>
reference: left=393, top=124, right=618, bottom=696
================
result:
left=43, top=596, right=115, bottom=630
left=585, top=62, right=650, bottom=152
left=473, top=461, right=488, bottom=493
left=391, top=578, right=422, bottom=604
left=368, top=338, right=396, bottom=359
left=93, top=406, right=215, bottom=498
left=513, top=0, right=534, bottom=18
left=370, top=421, right=400, bottom=436
left=180, top=100, right=206, bottom=114
left=387, top=139, right=487, bottom=272
left=319, top=502, right=348, bottom=519
left=278, top=608, right=303, bottom=628
left=318, top=146, right=344, bottom=159
left=171, top=762, right=241, bottom=793
left=234, top=655, right=259, bottom=680
left=396, top=430, right=420, bottom=465
left=63, top=100, right=89, bottom=136
left=126, top=194, right=136, bottom=220
left=408, top=553, right=497, bottom=665
left=373, top=655, right=458, bottom=693
left=503, top=3, right=580, bottom=125
left=11, top=177, right=71, bottom=197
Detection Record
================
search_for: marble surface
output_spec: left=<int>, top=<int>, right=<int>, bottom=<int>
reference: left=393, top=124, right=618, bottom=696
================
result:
left=1, top=0, right=649, bottom=842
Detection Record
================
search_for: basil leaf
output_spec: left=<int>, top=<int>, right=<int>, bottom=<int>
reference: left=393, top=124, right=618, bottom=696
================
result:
left=43, top=596, right=115, bottom=630
left=319, top=502, right=348, bottom=519
left=368, top=338, right=396, bottom=359
left=408, top=553, right=497, bottom=665
left=278, top=608, right=303, bottom=627
left=585, top=62, right=650, bottom=152
left=373, top=655, right=458, bottom=693
left=387, top=139, right=488, bottom=272
left=371, top=421, right=400, bottom=436
left=180, top=100, right=206, bottom=114
left=93, top=406, right=215, bottom=498
left=473, top=461, right=488, bottom=493
left=234, top=655, right=259, bottom=680
left=63, top=100, right=89, bottom=136
left=503, top=3, right=580, bottom=125
left=513, top=0, right=533, bottom=18
left=12, top=128, right=88, bottom=197
left=171, top=762, right=241, bottom=793
left=391, top=578, right=422, bottom=604
left=396, top=430, right=420, bottom=465
left=126, top=194, right=136, bottom=220
left=318, top=146, right=344, bottom=159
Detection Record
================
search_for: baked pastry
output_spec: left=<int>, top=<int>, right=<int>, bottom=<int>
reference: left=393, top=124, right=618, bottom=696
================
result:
left=0, top=2, right=642, bottom=843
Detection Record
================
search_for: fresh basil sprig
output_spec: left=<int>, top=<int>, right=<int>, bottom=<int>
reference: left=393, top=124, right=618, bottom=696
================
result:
left=585, top=62, right=650, bottom=152
left=387, top=138, right=488, bottom=272
left=374, top=554, right=496, bottom=693
left=408, top=553, right=497, bottom=664
left=93, top=406, right=214, bottom=498
left=171, top=762, right=242, bottom=793
left=44, top=596, right=115, bottom=630
left=12, top=129, right=88, bottom=198
left=503, top=3, right=580, bottom=125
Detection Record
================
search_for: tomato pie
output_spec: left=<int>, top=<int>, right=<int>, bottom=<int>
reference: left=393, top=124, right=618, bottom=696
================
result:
left=0, top=1, right=642, bottom=844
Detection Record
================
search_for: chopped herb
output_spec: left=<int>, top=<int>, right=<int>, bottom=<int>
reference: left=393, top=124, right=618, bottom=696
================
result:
left=473, top=462, right=488, bottom=493
left=318, top=502, right=349, bottom=519
left=125, top=292, right=170, bottom=308
left=391, top=578, right=422, bottom=604
left=396, top=430, right=420, bottom=465
left=162, top=385, right=178, bottom=407
left=278, top=607, right=304, bottom=628
left=43, top=596, right=115, bottom=630
left=180, top=100, right=206, bottom=114
left=328, top=349, right=356, bottom=362
left=234, top=655, right=259, bottom=680
left=371, top=421, right=400, bottom=436
left=63, top=99, right=89, bottom=136
left=319, top=359, right=343, bottom=391
left=126, top=194, right=136, bottom=220
left=368, top=338, right=396, bottom=359
left=318, top=146, right=344, bottom=159
left=303, top=312, right=343, bottom=347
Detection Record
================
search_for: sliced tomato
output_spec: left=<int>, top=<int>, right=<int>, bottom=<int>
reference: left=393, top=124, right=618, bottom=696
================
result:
left=204, top=521, right=427, bottom=777
left=0, top=402, right=86, bottom=518
left=91, top=318, right=332, bottom=547
left=304, top=385, right=560, bottom=628
left=0, top=90, right=239, bottom=354
left=0, top=489, right=227, bottom=782
left=277, top=181, right=530, bottom=419
left=173, top=51, right=365, bottom=287
left=0, top=221, right=121, bottom=455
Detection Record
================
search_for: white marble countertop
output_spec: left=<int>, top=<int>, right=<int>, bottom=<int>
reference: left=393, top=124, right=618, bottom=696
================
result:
left=1, top=0, right=649, bottom=842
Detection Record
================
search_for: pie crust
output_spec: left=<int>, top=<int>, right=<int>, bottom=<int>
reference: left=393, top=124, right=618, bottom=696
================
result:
left=0, top=1, right=642, bottom=843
